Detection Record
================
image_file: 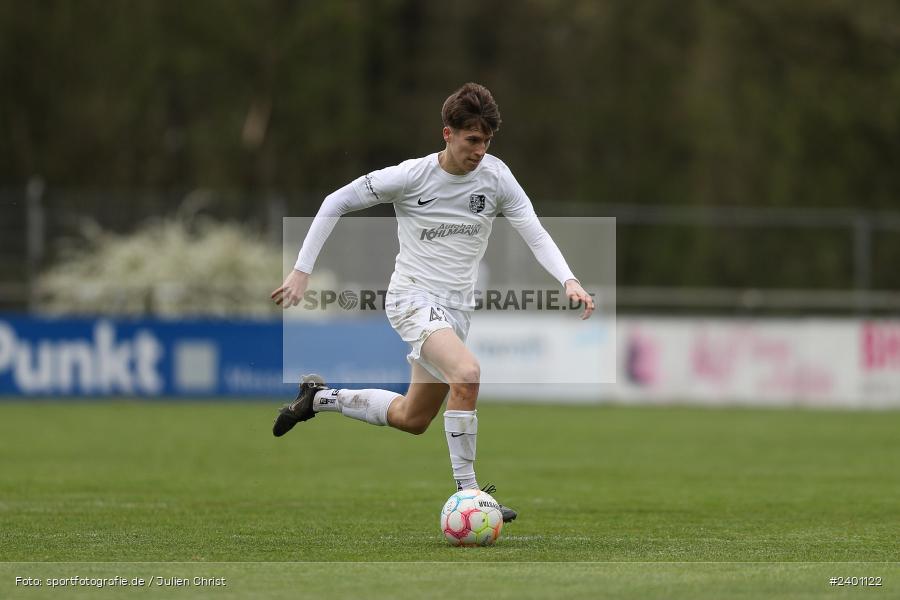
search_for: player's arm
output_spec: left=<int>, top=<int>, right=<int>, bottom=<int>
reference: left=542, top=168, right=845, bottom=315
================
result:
left=272, top=270, right=311, bottom=308
left=272, top=183, right=357, bottom=307
left=499, top=167, right=594, bottom=320
left=273, top=165, right=406, bottom=307
left=563, top=278, right=594, bottom=320
left=510, top=217, right=594, bottom=320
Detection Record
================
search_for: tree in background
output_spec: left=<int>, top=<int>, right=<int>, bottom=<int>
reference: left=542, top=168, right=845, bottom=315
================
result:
left=2, top=0, right=899, bottom=292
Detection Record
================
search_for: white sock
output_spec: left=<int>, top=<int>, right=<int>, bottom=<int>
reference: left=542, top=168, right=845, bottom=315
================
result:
left=444, top=409, right=478, bottom=490
left=314, top=388, right=397, bottom=426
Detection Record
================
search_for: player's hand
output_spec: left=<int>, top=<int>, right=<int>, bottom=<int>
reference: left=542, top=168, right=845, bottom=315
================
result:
left=564, top=279, right=594, bottom=320
left=271, top=269, right=310, bottom=308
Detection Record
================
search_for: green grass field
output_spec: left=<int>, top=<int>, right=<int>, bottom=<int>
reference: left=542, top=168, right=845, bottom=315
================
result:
left=1, top=401, right=899, bottom=599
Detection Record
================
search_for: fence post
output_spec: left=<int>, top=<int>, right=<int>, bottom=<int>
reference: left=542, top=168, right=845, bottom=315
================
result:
left=268, top=193, right=286, bottom=249
left=26, top=177, right=46, bottom=311
left=852, top=215, right=872, bottom=313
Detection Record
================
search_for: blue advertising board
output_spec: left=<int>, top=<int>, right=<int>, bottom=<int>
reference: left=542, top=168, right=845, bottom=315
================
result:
left=0, top=316, right=409, bottom=397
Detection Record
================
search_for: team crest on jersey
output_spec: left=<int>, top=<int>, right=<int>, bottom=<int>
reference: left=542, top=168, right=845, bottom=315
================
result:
left=469, top=194, right=486, bottom=214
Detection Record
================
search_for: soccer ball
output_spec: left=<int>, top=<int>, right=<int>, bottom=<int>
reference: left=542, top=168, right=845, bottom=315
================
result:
left=440, top=489, right=504, bottom=546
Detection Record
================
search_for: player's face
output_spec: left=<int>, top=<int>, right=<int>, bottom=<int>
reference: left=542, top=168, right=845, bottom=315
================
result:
left=442, top=127, right=493, bottom=173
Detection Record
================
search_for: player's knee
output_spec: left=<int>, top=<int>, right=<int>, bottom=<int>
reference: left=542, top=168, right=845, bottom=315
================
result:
left=451, top=360, right=480, bottom=385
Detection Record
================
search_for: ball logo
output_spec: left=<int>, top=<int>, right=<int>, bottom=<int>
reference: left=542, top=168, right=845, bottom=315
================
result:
left=338, top=291, right=359, bottom=310
left=440, top=490, right=503, bottom=547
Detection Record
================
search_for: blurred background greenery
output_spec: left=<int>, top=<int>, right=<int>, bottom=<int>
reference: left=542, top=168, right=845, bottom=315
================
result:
left=2, top=0, right=899, bottom=307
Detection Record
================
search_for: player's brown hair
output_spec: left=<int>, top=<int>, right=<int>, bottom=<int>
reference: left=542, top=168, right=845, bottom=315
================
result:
left=441, top=83, right=501, bottom=134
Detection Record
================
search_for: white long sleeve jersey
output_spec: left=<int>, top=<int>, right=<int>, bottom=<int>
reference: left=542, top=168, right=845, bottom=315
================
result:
left=295, top=153, right=576, bottom=310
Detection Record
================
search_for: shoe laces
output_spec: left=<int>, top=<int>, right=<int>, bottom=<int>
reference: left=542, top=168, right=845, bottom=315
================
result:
left=481, top=484, right=497, bottom=495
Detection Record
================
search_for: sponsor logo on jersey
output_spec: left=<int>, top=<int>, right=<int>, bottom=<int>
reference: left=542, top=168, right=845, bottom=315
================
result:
left=469, top=194, right=486, bottom=213
left=417, top=196, right=437, bottom=206
left=419, top=223, right=482, bottom=241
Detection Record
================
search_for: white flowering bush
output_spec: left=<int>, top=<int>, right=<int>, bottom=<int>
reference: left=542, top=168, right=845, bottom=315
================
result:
left=37, top=214, right=285, bottom=317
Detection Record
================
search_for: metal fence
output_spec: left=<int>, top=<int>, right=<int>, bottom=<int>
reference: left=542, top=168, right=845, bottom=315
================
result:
left=0, top=182, right=288, bottom=311
left=2, top=183, right=899, bottom=314
left=554, top=202, right=900, bottom=314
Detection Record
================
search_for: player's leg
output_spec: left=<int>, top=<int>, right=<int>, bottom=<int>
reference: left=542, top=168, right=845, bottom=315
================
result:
left=418, top=329, right=481, bottom=491
left=420, top=328, right=480, bottom=411
left=315, top=361, right=449, bottom=434
left=273, top=375, right=402, bottom=436
left=273, top=329, right=472, bottom=436
left=273, top=363, right=447, bottom=437
left=385, top=361, right=449, bottom=434
left=419, top=328, right=517, bottom=522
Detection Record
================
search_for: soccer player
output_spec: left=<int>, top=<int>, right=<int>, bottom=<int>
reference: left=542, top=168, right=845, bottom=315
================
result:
left=271, top=83, right=594, bottom=523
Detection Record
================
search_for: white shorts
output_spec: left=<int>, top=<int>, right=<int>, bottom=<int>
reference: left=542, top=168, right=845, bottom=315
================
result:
left=385, top=292, right=471, bottom=382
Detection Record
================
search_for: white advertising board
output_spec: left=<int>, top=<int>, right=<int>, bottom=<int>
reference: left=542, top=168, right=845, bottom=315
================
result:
left=613, top=319, right=860, bottom=407
left=858, top=321, right=900, bottom=407
left=467, top=314, right=616, bottom=385
left=473, top=316, right=900, bottom=407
